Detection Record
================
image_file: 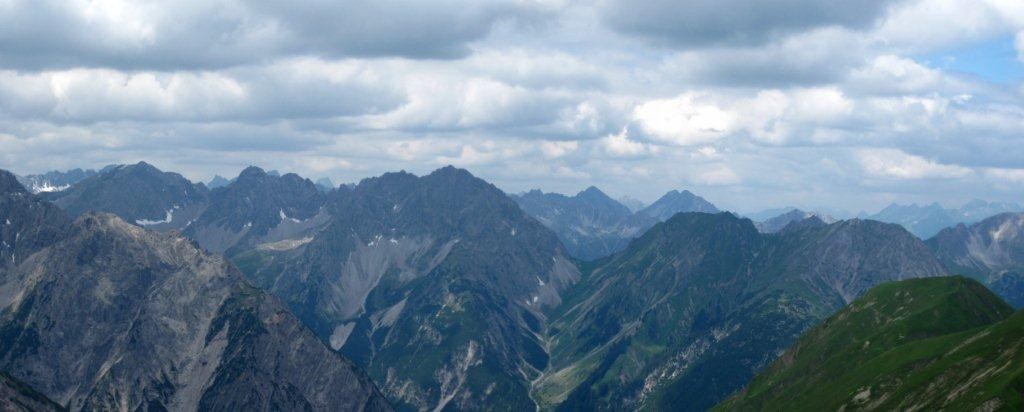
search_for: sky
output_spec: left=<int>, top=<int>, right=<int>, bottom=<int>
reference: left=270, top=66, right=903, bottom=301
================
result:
left=1, top=0, right=1023, bottom=214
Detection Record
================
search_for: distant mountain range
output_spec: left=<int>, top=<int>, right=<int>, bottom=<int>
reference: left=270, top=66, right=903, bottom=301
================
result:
left=753, top=208, right=836, bottom=233
left=718, top=276, right=1021, bottom=410
left=512, top=187, right=718, bottom=260
left=5, top=162, right=1024, bottom=411
left=15, top=168, right=102, bottom=193
left=868, top=200, right=1023, bottom=239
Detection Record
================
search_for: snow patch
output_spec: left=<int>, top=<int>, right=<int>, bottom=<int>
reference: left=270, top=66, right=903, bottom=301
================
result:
left=537, top=276, right=545, bottom=287
left=31, top=182, right=69, bottom=193
left=279, top=209, right=304, bottom=223
left=136, top=209, right=174, bottom=226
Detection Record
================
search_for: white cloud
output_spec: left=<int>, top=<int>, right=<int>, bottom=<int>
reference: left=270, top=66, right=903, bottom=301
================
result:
left=601, top=129, right=656, bottom=157
left=539, top=140, right=578, bottom=158
left=984, top=167, right=1024, bottom=183
left=631, top=93, right=730, bottom=145
left=857, top=148, right=972, bottom=179
left=695, top=166, right=741, bottom=186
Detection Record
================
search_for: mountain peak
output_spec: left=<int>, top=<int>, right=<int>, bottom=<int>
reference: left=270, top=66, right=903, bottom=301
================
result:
left=576, top=185, right=612, bottom=201
left=237, top=165, right=267, bottom=180
left=427, top=165, right=475, bottom=180
left=638, top=188, right=719, bottom=220
left=0, top=169, right=27, bottom=195
left=122, top=161, right=161, bottom=176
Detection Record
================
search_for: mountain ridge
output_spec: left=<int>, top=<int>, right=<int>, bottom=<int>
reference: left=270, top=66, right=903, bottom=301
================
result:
left=716, top=276, right=1021, bottom=411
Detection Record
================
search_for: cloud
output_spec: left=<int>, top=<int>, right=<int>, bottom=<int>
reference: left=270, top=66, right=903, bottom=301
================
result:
left=600, top=129, right=657, bottom=157
left=631, top=93, right=730, bottom=145
left=875, top=0, right=1024, bottom=53
left=1017, top=31, right=1024, bottom=62
left=599, top=0, right=899, bottom=48
left=0, top=60, right=403, bottom=123
left=857, top=148, right=972, bottom=179
left=2, top=0, right=1024, bottom=213
left=0, top=0, right=557, bottom=70
left=539, top=140, right=579, bottom=158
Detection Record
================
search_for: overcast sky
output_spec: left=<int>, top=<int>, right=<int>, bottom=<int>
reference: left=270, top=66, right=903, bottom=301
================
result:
left=1, top=0, right=1023, bottom=214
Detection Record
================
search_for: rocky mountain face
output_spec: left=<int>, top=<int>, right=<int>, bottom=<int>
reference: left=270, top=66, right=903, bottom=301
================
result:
left=231, top=166, right=580, bottom=411
left=927, top=212, right=1024, bottom=307
left=0, top=171, right=70, bottom=268
left=184, top=166, right=329, bottom=255
left=512, top=187, right=653, bottom=261
left=870, top=200, right=1023, bottom=239
left=512, top=187, right=718, bottom=261
left=0, top=172, right=389, bottom=411
left=41, top=162, right=208, bottom=232
left=533, top=213, right=946, bottom=411
left=717, top=276, right=1020, bottom=411
left=0, top=372, right=63, bottom=412
left=15, top=168, right=100, bottom=194
left=754, top=209, right=836, bottom=233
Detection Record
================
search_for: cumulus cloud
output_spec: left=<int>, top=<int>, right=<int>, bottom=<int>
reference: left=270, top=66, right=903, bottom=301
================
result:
left=631, top=93, right=730, bottom=145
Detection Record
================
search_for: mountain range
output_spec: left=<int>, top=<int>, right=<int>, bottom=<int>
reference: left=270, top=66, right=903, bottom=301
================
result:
left=869, top=200, right=1023, bottom=239
left=534, top=213, right=945, bottom=410
left=511, top=187, right=718, bottom=260
left=15, top=168, right=103, bottom=194
left=4, top=162, right=1023, bottom=411
left=40, top=162, right=209, bottom=232
left=0, top=170, right=389, bottom=410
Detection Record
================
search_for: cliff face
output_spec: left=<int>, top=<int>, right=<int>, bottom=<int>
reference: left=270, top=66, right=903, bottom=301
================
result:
left=928, top=212, right=1024, bottom=307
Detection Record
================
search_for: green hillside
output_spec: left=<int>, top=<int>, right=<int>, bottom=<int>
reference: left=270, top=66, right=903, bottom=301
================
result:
left=716, top=276, right=1024, bottom=411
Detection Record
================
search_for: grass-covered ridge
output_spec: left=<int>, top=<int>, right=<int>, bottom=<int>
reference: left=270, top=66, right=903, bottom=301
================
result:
left=716, top=276, right=1023, bottom=411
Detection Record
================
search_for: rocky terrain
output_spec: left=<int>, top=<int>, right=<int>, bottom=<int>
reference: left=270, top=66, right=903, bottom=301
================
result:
left=0, top=170, right=389, bottom=411
left=928, top=212, right=1024, bottom=307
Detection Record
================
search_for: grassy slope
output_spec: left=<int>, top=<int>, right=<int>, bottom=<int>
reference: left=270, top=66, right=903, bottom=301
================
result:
left=716, top=276, right=1022, bottom=411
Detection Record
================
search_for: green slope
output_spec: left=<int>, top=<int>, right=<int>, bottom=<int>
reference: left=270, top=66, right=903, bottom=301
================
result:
left=716, top=276, right=1023, bottom=411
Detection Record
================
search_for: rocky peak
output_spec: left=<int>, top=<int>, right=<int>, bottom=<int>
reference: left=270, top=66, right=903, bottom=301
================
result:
left=0, top=170, right=26, bottom=195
